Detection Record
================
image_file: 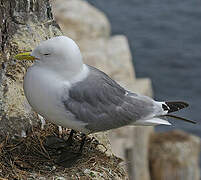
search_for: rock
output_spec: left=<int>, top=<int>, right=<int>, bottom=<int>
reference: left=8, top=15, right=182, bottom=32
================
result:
left=0, top=0, right=62, bottom=139
left=89, top=131, right=113, bottom=156
left=149, top=130, right=201, bottom=180
left=79, top=36, right=135, bottom=81
left=132, top=127, right=153, bottom=180
left=51, top=0, right=111, bottom=41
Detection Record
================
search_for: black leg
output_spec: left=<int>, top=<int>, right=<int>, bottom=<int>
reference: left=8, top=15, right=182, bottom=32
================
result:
left=79, top=134, right=86, bottom=152
left=56, top=133, right=86, bottom=168
left=66, top=129, right=76, bottom=146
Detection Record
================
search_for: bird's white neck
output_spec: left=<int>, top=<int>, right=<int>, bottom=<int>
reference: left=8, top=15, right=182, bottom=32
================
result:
left=34, top=60, right=89, bottom=84
left=34, top=55, right=87, bottom=80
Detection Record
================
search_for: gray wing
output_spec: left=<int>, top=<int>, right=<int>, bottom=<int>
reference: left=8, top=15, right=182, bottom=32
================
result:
left=62, top=65, right=155, bottom=133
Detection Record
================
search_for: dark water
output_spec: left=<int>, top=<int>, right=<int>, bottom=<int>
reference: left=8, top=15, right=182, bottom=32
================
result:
left=86, top=0, right=201, bottom=136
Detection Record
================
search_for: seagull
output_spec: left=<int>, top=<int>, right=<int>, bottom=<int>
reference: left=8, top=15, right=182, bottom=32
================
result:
left=15, top=36, right=195, bottom=153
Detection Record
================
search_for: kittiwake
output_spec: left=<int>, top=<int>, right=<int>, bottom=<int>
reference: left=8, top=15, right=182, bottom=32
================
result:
left=14, top=36, right=195, bottom=147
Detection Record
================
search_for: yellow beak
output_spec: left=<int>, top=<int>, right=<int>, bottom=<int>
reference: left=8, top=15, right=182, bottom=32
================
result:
left=14, top=52, right=36, bottom=61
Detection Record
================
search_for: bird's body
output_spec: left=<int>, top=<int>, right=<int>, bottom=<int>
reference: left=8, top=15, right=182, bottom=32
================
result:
left=24, top=62, right=90, bottom=133
left=16, top=36, right=194, bottom=135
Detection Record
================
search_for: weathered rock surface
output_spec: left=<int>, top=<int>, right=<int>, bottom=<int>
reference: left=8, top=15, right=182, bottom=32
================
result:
left=51, top=0, right=111, bottom=41
left=0, top=0, right=62, bottom=139
left=149, top=130, right=201, bottom=180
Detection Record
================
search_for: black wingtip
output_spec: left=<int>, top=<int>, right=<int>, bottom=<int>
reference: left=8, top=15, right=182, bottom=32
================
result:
left=163, top=101, right=189, bottom=113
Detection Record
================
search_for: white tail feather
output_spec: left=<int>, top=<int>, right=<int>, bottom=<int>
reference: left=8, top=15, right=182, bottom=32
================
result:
left=134, top=118, right=171, bottom=126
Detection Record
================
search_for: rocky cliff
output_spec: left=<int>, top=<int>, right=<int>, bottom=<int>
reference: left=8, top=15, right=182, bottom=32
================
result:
left=0, top=0, right=129, bottom=178
left=1, top=0, right=199, bottom=179
left=0, top=0, right=152, bottom=178
left=149, top=131, right=200, bottom=180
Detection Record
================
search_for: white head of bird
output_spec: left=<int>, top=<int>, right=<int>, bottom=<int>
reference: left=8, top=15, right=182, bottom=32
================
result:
left=15, top=36, right=84, bottom=78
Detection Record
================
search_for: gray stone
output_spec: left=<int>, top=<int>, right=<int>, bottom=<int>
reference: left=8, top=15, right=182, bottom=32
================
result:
left=0, top=0, right=62, bottom=138
left=149, top=130, right=201, bottom=180
left=51, top=0, right=111, bottom=41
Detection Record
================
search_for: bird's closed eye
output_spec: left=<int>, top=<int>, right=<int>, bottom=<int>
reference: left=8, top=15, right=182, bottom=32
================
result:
left=44, top=53, right=50, bottom=56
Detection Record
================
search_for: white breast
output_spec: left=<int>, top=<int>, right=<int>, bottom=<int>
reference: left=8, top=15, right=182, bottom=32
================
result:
left=24, top=65, right=67, bottom=119
left=23, top=65, right=89, bottom=132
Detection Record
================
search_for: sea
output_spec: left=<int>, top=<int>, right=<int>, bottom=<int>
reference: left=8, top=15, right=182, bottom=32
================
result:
left=86, top=0, right=201, bottom=137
